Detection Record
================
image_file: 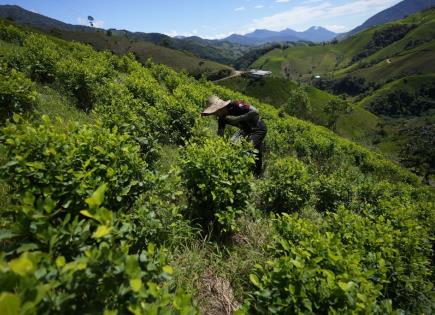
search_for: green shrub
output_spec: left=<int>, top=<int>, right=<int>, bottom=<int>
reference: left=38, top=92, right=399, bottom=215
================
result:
left=55, top=53, right=115, bottom=111
left=93, top=80, right=160, bottom=163
left=283, top=87, right=311, bottom=120
left=180, top=138, right=254, bottom=234
left=248, top=213, right=393, bottom=314
left=124, top=69, right=198, bottom=145
left=250, top=203, right=434, bottom=314
left=0, top=22, right=25, bottom=45
left=0, top=185, right=197, bottom=314
left=261, top=157, right=313, bottom=213
left=314, top=171, right=355, bottom=211
left=0, top=115, right=150, bottom=216
left=327, top=207, right=433, bottom=313
left=0, top=68, right=37, bottom=121
left=22, top=34, right=61, bottom=82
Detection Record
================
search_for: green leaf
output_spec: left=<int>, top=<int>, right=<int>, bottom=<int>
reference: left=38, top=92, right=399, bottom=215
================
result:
left=0, top=230, right=18, bottom=242
left=43, top=196, right=56, bottom=213
left=92, top=225, right=112, bottom=238
left=56, top=256, right=66, bottom=267
left=80, top=210, right=95, bottom=219
left=9, top=253, right=34, bottom=276
left=129, top=278, right=142, bottom=292
left=0, top=292, right=21, bottom=315
left=338, top=281, right=353, bottom=292
left=291, top=259, right=303, bottom=269
left=85, top=184, right=107, bottom=208
left=249, top=274, right=261, bottom=288
left=162, top=265, right=173, bottom=275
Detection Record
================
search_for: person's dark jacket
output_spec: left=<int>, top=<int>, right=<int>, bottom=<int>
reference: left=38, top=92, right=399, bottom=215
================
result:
left=217, top=101, right=261, bottom=136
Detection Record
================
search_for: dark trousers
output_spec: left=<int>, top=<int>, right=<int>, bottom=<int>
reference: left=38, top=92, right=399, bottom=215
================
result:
left=232, top=120, right=267, bottom=177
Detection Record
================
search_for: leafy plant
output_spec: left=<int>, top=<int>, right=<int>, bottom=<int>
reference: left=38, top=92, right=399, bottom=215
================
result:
left=0, top=185, right=198, bottom=314
left=248, top=213, right=393, bottom=314
left=55, top=52, right=115, bottom=111
left=0, top=68, right=37, bottom=121
left=260, top=157, right=313, bottom=213
left=283, top=87, right=312, bottom=120
left=180, top=138, right=254, bottom=234
left=0, top=115, right=150, bottom=216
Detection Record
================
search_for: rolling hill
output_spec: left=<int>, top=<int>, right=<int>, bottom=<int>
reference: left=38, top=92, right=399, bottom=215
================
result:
left=252, top=8, right=435, bottom=83
left=0, top=4, right=251, bottom=69
left=233, top=8, right=435, bottom=181
left=347, top=0, right=435, bottom=36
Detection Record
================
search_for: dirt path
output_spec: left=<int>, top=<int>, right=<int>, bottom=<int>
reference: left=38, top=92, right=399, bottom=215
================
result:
left=213, top=70, right=243, bottom=83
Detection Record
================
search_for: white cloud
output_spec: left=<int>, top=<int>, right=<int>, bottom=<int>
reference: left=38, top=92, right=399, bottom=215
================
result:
left=204, top=31, right=235, bottom=40
left=235, top=6, right=246, bottom=11
left=325, top=24, right=348, bottom=32
left=250, top=0, right=399, bottom=31
left=255, top=5, right=265, bottom=9
left=276, top=0, right=290, bottom=3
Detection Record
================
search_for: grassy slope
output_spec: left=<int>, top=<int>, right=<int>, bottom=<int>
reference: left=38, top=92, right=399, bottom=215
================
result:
left=9, top=21, right=234, bottom=78
left=218, top=76, right=299, bottom=106
left=356, top=74, right=435, bottom=157
left=217, top=76, right=375, bottom=133
left=57, top=30, right=234, bottom=77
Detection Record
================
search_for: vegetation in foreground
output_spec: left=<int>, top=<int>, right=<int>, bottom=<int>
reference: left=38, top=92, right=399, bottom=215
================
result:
left=0, top=21, right=434, bottom=314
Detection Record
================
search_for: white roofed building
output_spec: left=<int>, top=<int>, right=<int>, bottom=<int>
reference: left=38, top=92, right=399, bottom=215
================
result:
left=248, top=69, right=272, bottom=78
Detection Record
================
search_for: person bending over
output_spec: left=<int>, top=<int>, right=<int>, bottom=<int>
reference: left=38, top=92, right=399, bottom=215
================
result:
left=201, top=95, right=267, bottom=177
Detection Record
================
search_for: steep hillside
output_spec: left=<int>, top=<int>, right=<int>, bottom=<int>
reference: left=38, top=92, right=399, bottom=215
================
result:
left=48, top=27, right=234, bottom=80
left=253, top=8, right=435, bottom=82
left=0, top=18, right=234, bottom=80
left=0, top=20, right=434, bottom=315
left=347, top=0, right=435, bottom=36
left=0, top=4, right=251, bottom=66
left=246, top=9, right=435, bottom=180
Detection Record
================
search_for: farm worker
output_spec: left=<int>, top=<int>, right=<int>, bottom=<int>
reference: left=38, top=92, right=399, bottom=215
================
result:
left=201, top=95, right=267, bottom=177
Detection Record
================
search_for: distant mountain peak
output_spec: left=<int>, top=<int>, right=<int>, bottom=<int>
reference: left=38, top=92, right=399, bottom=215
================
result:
left=224, top=26, right=337, bottom=45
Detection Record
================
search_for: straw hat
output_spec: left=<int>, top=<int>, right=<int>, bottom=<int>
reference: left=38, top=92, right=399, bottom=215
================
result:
left=201, top=96, right=231, bottom=116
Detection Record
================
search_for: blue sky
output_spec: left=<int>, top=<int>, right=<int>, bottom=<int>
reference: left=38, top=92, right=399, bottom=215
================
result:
left=0, top=0, right=403, bottom=38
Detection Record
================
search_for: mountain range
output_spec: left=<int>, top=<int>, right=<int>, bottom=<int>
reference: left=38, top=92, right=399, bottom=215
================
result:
left=224, top=26, right=338, bottom=45
left=1, top=0, right=434, bottom=61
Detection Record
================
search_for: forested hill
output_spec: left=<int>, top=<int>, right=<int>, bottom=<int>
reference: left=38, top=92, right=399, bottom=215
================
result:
left=0, top=20, right=434, bottom=314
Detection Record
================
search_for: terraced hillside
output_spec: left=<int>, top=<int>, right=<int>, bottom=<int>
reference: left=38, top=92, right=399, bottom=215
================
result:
left=0, top=20, right=434, bottom=315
